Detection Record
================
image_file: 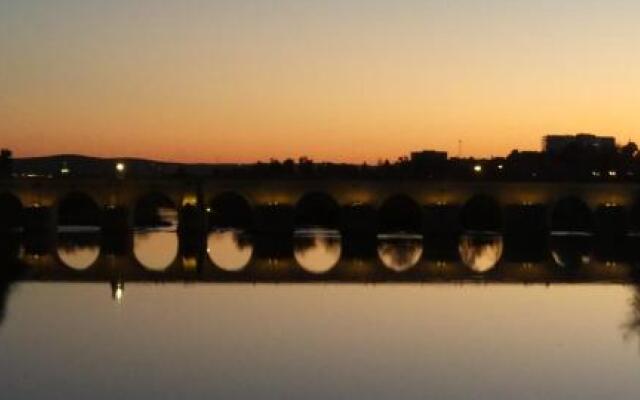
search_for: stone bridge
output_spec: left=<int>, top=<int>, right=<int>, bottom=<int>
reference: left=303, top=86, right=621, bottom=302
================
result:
left=1, top=177, right=639, bottom=235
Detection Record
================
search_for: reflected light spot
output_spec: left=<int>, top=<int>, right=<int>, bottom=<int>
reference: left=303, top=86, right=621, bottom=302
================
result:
left=549, top=235, right=593, bottom=269
left=111, top=280, right=124, bottom=304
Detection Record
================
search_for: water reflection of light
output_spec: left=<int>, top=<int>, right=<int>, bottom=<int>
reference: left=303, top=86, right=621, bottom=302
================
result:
left=57, top=245, right=100, bottom=270
left=458, top=234, right=503, bottom=273
left=207, top=229, right=253, bottom=272
left=111, top=280, right=124, bottom=304
left=377, top=234, right=423, bottom=272
left=549, top=234, right=592, bottom=268
left=294, top=229, right=341, bottom=274
left=133, top=231, right=178, bottom=271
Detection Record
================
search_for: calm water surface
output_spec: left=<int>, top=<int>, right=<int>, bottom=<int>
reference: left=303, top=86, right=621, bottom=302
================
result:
left=2, top=229, right=640, bottom=399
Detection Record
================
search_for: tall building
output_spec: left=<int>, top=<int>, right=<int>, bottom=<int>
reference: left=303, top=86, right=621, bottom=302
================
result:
left=410, top=150, right=447, bottom=165
left=410, top=150, right=448, bottom=175
left=543, top=134, right=616, bottom=155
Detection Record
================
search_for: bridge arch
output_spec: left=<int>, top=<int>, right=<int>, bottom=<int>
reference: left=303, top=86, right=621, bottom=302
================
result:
left=0, top=192, right=23, bottom=231
left=294, top=191, right=341, bottom=229
left=550, top=196, right=593, bottom=234
left=134, top=192, right=178, bottom=228
left=460, top=194, right=502, bottom=233
left=56, top=191, right=102, bottom=229
left=208, top=191, right=254, bottom=229
left=378, top=194, right=422, bottom=233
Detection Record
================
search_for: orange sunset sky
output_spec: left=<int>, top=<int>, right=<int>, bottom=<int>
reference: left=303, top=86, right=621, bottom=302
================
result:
left=2, top=0, right=640, bottom=163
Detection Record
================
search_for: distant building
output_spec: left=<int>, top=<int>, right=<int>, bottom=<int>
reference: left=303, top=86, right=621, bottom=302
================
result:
left=411, top=150, right=448, bottom=168
left=410, top=150, right=447, bottom=164
left=410, top=150, right=448, bottom=174
left=543, top=134, right=616, bottom=155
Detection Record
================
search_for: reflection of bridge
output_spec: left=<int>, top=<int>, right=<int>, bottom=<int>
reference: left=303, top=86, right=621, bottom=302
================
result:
left=4, top=232, right=640, bottom=285
left=2, top=177, right=640, bottom=235
left=2, top=231, right=640, bottom=326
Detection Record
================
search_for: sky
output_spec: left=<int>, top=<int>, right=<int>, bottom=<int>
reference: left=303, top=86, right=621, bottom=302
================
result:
left=1, top=0, right=640, bottom=163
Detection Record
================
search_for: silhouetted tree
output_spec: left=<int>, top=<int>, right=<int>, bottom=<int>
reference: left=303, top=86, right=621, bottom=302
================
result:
left=0, top=149, right=12, bottom=178
left=621, top=142, right=638, bottom=160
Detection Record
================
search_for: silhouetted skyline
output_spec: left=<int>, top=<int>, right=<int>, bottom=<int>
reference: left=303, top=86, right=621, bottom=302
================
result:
left=3, top=133, right=640, bottom=181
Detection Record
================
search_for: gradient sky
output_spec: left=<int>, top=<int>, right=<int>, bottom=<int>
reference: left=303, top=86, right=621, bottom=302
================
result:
left=2, top=0, right=640, bottom=163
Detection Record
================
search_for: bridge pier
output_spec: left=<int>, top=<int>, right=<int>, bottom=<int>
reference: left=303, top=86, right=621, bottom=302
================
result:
left=23, top=206, right=57, bottom=235
left=504, top=205, right=548, bottom=237
left=178, top=205, right=208, bottom=236
left=101, top=232, right=133, bottom=256
left=594, top=205, right=628, bottom=239
left=254, top=204, right=294, bottom=234
left=423, top=205, right=461, bottom=236
left=23, top=231, right=55, bottom=257
left=341, top=205, right=377, bottom=239
left=101, top=206, right=133, bottom=234
left=179, top=233, right=207, bottom=271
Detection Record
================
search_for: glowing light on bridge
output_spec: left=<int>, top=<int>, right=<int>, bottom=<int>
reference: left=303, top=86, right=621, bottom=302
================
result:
left=115, top=162, right=126, bottom=177
left=473, top=164, right=482, bottom=173
left=182, top=194, right=198, bottom=206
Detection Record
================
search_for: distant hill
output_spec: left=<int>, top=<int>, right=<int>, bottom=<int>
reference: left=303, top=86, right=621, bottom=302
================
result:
left=13, top=154, right=236, bottom=177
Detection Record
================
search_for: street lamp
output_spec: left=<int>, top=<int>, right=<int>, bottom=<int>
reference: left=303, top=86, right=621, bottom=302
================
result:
left=115, top=162, right=126, bottom=178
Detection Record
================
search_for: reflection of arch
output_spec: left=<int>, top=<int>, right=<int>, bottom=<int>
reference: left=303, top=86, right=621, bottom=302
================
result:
left=378, top=195, right=422, bottom=233
left=295, top=192, right=341, bottom=229
left=57, top=192, right=101, bottom=228
left=458, top=234, right=503, bottom=273
left=551, top=197, right=592, bottom=233
left=56, top=233, right=101, bottom=270
left=207, top=229, right=253, bottom=272
left=377, top=234, right=423, bottom=272
left=293, top=229, right=341, bottom=274
left=134, top=192, right=177, bottom=228
left=133, top=231, right=178, bottom=271
left=209, top=192, right=253, bottom=229
left=460, top=195, right=502, bottom=232
left=0, top=192, right=23, bottom=231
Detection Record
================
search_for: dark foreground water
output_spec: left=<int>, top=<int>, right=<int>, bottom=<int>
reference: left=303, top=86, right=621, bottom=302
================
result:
left=2, top=229, right=640, bottom=399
